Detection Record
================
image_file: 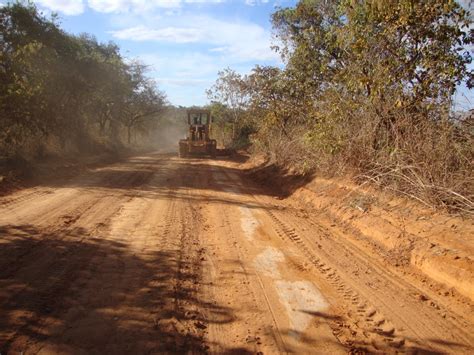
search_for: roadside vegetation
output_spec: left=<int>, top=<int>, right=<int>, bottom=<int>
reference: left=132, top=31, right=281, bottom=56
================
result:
left=0, top=2, right=167, bottom=161
left=208, top=0, right=474, bottom=213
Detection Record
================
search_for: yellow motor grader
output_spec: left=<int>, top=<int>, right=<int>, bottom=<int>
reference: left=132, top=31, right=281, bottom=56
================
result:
left=179, top=109, right=217, bottom=158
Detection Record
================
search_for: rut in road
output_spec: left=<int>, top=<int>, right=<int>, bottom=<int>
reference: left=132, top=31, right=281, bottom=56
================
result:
left=0, top=153, right=473, bottom=354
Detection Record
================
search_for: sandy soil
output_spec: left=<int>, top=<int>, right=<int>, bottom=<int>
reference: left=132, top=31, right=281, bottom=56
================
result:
left=1, top=153, right=473, bottom=354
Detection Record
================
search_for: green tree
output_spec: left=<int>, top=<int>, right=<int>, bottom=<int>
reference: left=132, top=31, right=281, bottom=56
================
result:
left=120, top=63, right=167, bottom=144
left=206, top=68, right=249, bottom=140
left=0, top=2, right=167, bottom=157
left=208, top=0, right=474, bottom=209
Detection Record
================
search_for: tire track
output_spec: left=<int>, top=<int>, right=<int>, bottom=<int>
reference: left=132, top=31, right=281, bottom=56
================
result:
left=264, top=208, right=473, bottom=353
left=211, top=164, right=472, bottom=353
left=265, top=209, right=402, bottom=352
left=202, top=163, right=292, bottom=354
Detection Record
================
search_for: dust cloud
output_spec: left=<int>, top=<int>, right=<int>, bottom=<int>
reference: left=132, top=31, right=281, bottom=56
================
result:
left=137, top=108, right=188, bottom=154
left=149, top=121, right=187, bottom=154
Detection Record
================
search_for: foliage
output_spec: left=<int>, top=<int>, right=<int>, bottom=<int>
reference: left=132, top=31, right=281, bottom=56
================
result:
left=208, top=0, right=474, bottom=212
left=206, top=68, right=248, bottom=140
left=0, top=2, right=166, bottom=158
left=207, top=101, right=234, bottom=147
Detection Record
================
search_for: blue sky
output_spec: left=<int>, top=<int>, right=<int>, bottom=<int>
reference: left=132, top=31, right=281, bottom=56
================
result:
left=14, top=1, right=474, bottom=109
left=30, top=0, right=294, bottom=106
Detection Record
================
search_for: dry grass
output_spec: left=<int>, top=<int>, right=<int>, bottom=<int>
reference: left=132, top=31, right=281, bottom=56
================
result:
left=252, top=106, right=474, bottom=214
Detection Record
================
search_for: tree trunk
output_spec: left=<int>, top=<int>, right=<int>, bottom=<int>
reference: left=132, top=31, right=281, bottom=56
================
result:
left=99, top=119, right=106, bottom=136
left=232, top=109, right=238, bottom=140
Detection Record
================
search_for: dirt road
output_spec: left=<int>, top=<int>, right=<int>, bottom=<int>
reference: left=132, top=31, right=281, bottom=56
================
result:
left=1, top=153, right=473, bottom=354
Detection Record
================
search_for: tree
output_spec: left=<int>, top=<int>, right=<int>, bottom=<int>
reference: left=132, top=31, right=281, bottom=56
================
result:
left=208, top=101, right=234, bottom=147
left=207, top=0, right=474, bottom=209
left=206, top=68, right=249, bottom=139
left=120, top=65, right=167, bottom=144
left=0, top=2, right=168, bottom=157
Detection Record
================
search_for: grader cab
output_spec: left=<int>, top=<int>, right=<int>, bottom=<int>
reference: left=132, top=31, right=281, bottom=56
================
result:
left=179, top=109, right=217, bottom=158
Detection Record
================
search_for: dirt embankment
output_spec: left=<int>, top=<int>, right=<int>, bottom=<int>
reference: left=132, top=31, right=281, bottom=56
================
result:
left=243, top=157, right=474, bottom=304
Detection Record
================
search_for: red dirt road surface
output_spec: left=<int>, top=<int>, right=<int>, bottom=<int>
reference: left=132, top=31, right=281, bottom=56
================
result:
left=1, top=153, right=473, bottom=354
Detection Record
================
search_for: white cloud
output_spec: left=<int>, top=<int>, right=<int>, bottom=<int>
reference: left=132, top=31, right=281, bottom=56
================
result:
left=36, top=0, right=85, bottom=15
left=87, top=0, right=124, bottom=13
left=88, top=0, right=179, bottom=13
left=36, top=0, right=226, bottom=15
left=87, top=0, right=224, bottom=13
left=34, top=0, right=280, bottom=105
left=140, top=52, right=220, bottom=78
left=245, top=0, right=269, bottom=5
left=139, top=52, right=220, bottom=104
left=110, top=15, right=279, bottom=62
left=141, top=51, right=264, bottom=105
left=111, top=26, right=204, bottom=43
